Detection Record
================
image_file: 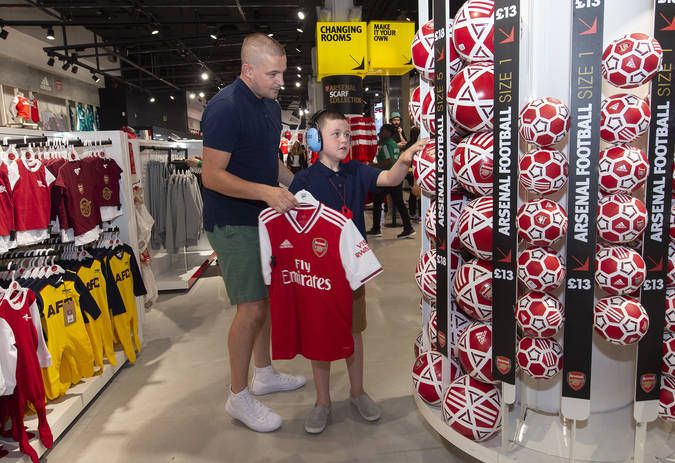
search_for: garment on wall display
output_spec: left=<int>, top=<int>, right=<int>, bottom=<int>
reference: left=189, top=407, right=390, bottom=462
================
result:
left=164, top=172, right=203, bottom=254
left=259, top=194, right=383, bottom=361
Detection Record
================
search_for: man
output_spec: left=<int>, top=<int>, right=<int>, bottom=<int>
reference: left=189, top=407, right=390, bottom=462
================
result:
left=389, top=111, right=408, bottom=149
left=200, top=33, right=306, bottom=433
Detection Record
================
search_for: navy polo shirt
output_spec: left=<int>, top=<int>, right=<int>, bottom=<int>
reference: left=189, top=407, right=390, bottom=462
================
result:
left=201, top=77, right=282, bottom=230
left=289, top=160, right=381, bottom=238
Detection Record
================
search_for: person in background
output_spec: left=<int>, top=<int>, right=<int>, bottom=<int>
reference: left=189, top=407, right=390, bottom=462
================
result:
left=389, top=111, right=408, bottom=149
left=404, top=126, right=421, bottom=221
left=286, top=141, right=308, bottom=174
left=367, top=124, right=416, bottom=239
left=289, top=110, right=427, bottom=434
left=200, top=32, right=306, bottom=434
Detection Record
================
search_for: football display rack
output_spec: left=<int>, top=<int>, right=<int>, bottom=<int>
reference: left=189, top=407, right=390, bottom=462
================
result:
left=0, top=128, right=145, bottom=462
left=411, top=1, right=675, bottom=463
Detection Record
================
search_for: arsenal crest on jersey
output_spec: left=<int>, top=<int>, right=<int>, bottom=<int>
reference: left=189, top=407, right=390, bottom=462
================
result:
left=567, top=371, right=585, bottom=391
left=312, top=237, right=328, bottom=258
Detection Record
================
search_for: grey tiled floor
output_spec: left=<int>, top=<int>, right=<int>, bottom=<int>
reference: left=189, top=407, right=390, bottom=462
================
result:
left=47, top=220, right=476, bottom=463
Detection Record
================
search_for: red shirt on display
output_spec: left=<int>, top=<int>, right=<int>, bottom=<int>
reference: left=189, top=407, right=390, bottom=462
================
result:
left=259, top=198, right=383, bottom=361
left=55, top=160, right=102, bottom=240
left=0, top=163, right=14, bottom=236
left=8, top=158, right=55, bottom=244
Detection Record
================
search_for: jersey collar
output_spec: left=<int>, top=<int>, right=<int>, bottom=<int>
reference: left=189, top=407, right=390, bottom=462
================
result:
left=285, top=203, right=323, bottom=234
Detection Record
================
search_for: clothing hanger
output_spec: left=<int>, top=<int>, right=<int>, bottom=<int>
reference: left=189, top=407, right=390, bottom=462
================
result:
left=294, top=189, right=319, bottom=207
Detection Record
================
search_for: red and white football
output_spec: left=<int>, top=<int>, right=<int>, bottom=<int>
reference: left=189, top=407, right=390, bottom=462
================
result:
left=415, top=248, right=437, bottom=303
left=660, top=374, right=675, bottom=423
left=519, top=148, right=568, bottom=195
left=412, top=351, right=444, bottom=405
left=602, top=33, right=663, bottom=89
left=453, top=259, right=493, bottom=321
left=447, top=62, right=494, bottom=133
left=421, top=87, right=437, bottom=135
left=428, top=309, right=438, bottom=349
left=449, top=302, right=473, bottom=356
left=600, top=93, right=651, bottom=144
left=414, top=330, right=425, bottom=358
left=458, top=321, right=494, bottom=384
left=409, top=85, right=423, bottom=126
left=517, top=198, right=568, bottom=247
left=595, top=245, right=646, bottom=296
left=518, top=97, right=571, bottom=147
left=663, top=333, right=675, bottom=377
left=412, top=19, right=463, bottom=81
left=424, top=199, right=437, bottom=242
left=597, top=194, right=648, bottom=244
left=516, top=291, right=564, bottom=339
left=599, top=145, right=649, bottom=194
left=451, top=0, right=495, bottom=63
left=458, top=196, right=493, bottom=260
left=666, top=288, right=675, bottom=333
left=518, top=247, right=566, bottom=292
left=453, top=132, right=494, bottom=196
left=443, top=374, right=501, bottom=442
left=594, top=296, right=649, bottom=346
left=517, top=337, right=564, bottom=380
left=413, top=140, right=436, bottom=195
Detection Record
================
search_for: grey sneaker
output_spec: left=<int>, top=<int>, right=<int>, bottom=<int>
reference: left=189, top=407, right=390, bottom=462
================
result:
left=350, top=393, right=381, bottom=421
left=304, top=404, right=331, bottom=434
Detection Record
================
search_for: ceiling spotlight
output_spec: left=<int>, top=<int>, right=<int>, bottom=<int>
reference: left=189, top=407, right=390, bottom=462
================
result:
left=297, top=11, right=305, bottom=20
left=405, top=17, right=411, bottom=21
left=151, top=28, right=159, bottom=35
left=267, top=33, right=274, bottom=37
left=149, top=97, right=156, bottom=103
left=169, top=95, right=175, bottom=100
left=375, top=92, right=379, bottom=97
left=91, top=73, right=100, bottom=83
left=47, top=57, right=55, bottom=67
left=198, top=91, right=205, bottom=98
left=296, top=27, right=303, bottom=33
left=295, top=47, right=301, bottom=53
left=71, top=65, right=78, bottom=74
left=62, top=61, right=70, bottom=71
left=280, top=86, right=285, bottom=90
left=295, top=81, right=301, bottom=88
left=0, top=28, right=8, bottom=40
left=365, top=87, right=369, bottom=91
left=46, top=27, right=55, bottom=41
left=201, top=72, right=209, bottom=80
left=210, top=33, right=218, bottom=40
left=297, top=66, right=301, bottom=71
left=297, top=73, right=301, bottom=78
left=189, top=92, right=196, bottom=99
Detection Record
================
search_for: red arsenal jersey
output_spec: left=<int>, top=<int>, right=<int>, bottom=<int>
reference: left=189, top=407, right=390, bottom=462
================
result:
left=83, top=157, right=123, bottom=222
left=8, top=158, right=55, bottom=245
left=55, top=160, right=102, bottom=242
left=0, top=162, right=14, bottom=237
left=259, top=200, right=383, bottom=361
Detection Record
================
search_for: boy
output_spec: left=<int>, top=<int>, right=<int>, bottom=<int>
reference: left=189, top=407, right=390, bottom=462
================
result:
left=289, top=111, right=426, bottom=434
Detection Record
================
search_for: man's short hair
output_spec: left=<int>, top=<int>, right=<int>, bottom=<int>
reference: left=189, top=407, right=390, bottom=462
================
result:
left=241, top=33, right=286, bottom=64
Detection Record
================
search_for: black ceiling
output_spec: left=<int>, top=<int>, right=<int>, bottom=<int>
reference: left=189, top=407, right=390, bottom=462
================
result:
left=2, top=0, right=418, bottom=108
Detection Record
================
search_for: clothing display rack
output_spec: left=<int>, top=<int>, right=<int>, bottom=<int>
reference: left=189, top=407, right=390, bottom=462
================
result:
left=0, top=128, right=144, bottom=462
left=132, top=139, right=215, bottom=293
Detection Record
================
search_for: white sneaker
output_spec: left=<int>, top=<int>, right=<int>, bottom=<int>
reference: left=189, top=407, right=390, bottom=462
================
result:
left=225, top=388, right=282, bottom=432
left=250, top=366, right=307, bottom=396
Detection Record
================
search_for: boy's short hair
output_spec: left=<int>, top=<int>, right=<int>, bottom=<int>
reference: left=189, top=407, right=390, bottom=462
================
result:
left=380, top=123, right=396, bottom=135
left=313, top=110, right=348, bottom=132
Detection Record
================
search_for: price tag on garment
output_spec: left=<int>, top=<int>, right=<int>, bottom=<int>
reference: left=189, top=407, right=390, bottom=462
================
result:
left=63, top=299, right=77, bottom=327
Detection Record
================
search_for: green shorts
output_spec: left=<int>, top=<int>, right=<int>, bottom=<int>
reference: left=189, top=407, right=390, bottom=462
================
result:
left=206, top=225, right=268, bottom=306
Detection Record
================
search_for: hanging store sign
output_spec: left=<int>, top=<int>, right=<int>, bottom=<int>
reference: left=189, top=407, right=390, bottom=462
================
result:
left=367, top=21, right=415, bottom=76
left=316, top=22, right=368, bottom=79
left=322, top=75, right=363, bottom=115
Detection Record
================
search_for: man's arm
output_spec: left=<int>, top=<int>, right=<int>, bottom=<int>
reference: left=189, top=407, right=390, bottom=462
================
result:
left=377, top=139, right=427, bottom=187
left=278, top=158, right=294, bottom=187
left=201, top=146, right=298, bottom=213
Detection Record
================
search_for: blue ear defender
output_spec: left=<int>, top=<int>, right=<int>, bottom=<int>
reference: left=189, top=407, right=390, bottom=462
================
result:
left=306, top=110, right=326, bottom=152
